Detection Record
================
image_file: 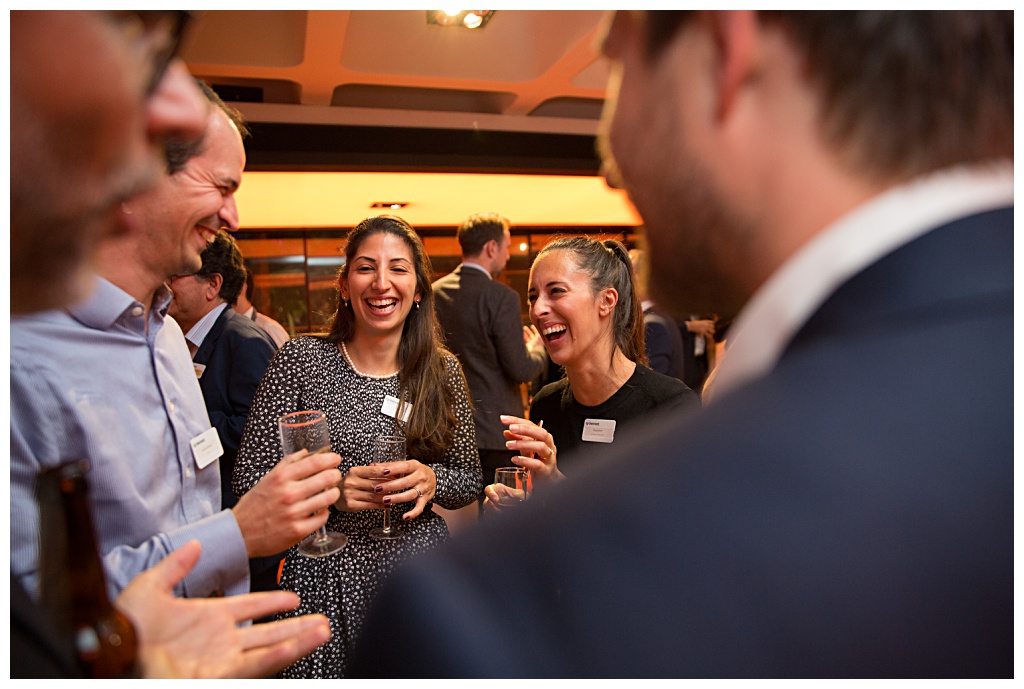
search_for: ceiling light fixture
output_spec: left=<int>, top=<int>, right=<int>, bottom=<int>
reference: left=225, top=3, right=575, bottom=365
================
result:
left=371, top=202, right=409, bottom=210
left=427, top=10, right=494, bottom=30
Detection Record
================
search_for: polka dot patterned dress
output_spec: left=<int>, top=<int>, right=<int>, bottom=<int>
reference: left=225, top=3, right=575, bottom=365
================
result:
left=233, top=336, right=482, bottom=678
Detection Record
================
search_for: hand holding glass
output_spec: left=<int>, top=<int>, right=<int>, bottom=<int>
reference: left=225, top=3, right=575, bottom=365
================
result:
left=369, top=435, right=406, bottom=540
left=278, top=410, right=347, bottom=557
left=493, top=467, right=530, bottom=507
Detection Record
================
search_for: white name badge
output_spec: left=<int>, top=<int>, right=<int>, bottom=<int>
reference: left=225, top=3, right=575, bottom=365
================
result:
left=581, top=418, right=616, bottom=443
left=190, top=427, right=224, bottom=469
left=381, top=395, right=412, bottom=423
left=193, top=363, right=206, bottom=379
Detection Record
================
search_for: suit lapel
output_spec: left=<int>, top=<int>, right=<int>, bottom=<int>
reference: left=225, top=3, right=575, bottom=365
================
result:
left=193, top=307, right=230, bottom=366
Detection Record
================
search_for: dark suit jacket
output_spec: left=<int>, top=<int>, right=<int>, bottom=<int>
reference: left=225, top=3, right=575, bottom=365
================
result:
left=351, top=208, right=1013, bottom=677
left=433, top=264, right=546, bottom=450
left=643, top=305, right=686, bottom=381
left=194, top=306, right=277, bottom=509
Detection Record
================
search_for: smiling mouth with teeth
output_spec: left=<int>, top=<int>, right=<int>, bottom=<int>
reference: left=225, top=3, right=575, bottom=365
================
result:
left=196, top=225, right=220, bottom=242
left=367, top=298, right=398, bottom=312
left=542, top=324, right=567, bottom=342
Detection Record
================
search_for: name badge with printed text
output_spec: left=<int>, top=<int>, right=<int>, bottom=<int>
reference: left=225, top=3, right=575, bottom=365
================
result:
left=581, top=418, right=616, bottom=443
left=190, top=427, right=224, bottom=469
left=381, top=395, right=412, bottom=423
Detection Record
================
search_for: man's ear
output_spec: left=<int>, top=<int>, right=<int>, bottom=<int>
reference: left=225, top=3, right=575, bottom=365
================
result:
left=484, top=239, right=498, bottom=258
left=206, top=273, right=223, bottom=302
left=709, top=10, right=759, bottom=121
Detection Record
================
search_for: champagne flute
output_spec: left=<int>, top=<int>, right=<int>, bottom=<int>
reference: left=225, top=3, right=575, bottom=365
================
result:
left=278, top=410, right=347, bottom=557
left=369, top=435, right=406, bottom=540
left=493, top=467, right=530, bottom=507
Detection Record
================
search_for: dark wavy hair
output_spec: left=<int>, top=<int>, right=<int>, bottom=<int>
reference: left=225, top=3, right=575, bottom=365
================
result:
left=536, top=236, right=647, bottom=367
left=323, top=215, right=462, bottom=462
left=197, top=230, right=246, bottom=304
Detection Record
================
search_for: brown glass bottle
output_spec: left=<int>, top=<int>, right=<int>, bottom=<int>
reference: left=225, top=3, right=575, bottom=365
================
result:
left=36, top=460, right=141, bottom=678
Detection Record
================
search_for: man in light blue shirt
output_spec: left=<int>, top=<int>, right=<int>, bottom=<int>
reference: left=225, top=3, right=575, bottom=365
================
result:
left=10, top=84, right=342, bottom=601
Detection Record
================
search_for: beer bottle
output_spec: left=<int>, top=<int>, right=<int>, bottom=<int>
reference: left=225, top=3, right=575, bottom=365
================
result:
left=36, top=460, right=141, bottom=678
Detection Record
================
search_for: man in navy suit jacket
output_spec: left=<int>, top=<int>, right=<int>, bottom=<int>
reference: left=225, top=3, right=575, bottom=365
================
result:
left=351, top=11, right=1012, bottom=677
left=433, top=213, right=548, bottom=501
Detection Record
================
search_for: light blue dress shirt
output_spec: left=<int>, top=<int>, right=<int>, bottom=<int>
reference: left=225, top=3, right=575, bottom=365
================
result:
left=10, top=277, right=250, bottom=600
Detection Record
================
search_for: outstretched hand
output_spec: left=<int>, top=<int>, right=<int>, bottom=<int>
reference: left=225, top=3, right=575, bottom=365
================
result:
left=117, top=540, right=331, bottom=678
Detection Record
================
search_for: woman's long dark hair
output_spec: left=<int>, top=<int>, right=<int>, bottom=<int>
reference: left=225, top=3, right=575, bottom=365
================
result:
left=324, top=215, right=461, bottom=462
left=536, top=236, right=647, bottom=366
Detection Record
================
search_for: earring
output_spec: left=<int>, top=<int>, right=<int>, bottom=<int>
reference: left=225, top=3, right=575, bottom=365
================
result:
left=343, top=298, right=349, bottom=308
left=414, top=300, right=420, bottom=310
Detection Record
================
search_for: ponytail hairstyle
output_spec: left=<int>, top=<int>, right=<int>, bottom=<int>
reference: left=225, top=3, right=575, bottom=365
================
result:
left=324, top=215, right=459, bottom=462
left=537, top=236, right=647, bottom=366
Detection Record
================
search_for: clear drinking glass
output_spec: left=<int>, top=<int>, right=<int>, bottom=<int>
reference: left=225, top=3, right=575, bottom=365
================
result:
left=369, top=435, right=406, bottom=540
left=493, top=467, right=530, bottom=507
left=278, top=410, right=347, bottom=557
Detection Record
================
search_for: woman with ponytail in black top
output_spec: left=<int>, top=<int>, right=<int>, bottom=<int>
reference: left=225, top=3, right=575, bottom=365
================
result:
left=486, top=237, right=698, bottom=507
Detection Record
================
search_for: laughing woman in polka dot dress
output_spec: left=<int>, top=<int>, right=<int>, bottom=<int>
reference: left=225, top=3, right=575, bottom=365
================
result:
left=233, top=215, right=482, bottom=678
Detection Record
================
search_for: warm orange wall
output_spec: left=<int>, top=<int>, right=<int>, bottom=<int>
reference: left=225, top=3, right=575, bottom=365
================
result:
left=234, top=171, right=642, bottom=229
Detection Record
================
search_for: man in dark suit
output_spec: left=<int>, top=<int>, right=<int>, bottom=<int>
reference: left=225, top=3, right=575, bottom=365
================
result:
left=169, top=230, right=277, bottom=510
left=351, top=11, right=1012, bottom=677
left=433, top=212, right=548, bottom=501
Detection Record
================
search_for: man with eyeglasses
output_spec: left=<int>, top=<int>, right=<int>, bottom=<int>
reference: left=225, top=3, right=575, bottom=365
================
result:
left=10, top=11, right=331, bottom=677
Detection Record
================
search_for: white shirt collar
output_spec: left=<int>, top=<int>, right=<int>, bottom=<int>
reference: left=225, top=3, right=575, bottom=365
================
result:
left=461, top=261, right=493, bottom=279
left=184, top=302, right=229, bottom=349
left=703, top=163, right=1013, bottom=404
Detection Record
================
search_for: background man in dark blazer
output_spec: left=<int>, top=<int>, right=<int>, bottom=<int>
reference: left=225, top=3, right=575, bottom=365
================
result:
left=352, top=11, right=1012, bottom=677
left=169, top=230, right=277, bottom=510
left=432, top=212, right=547, bottom=502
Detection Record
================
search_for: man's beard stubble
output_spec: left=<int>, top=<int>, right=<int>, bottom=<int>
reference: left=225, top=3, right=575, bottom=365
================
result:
left=607, top=141, right=759, bottom=325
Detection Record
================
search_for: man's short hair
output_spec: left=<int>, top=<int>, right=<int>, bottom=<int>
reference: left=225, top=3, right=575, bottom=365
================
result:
left=198, top=231, right=247, bottom=304
left=166, top=78, right=250, bottom=174
left=642, top=11, right=1013, bottom=181
left=457, top=212, right=509, bottom=258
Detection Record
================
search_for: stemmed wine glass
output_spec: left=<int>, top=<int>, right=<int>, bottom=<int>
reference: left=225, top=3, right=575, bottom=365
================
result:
left=278, top=410, right=347, bottom=557
left=369, top=435, right=406, bottom=540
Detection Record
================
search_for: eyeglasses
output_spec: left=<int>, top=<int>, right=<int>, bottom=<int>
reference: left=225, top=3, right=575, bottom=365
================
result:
left=105, top=10, right=193, bottom=95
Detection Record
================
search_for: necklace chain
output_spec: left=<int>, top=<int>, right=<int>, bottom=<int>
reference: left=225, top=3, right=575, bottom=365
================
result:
left=340, top=341, right=399, bottom=379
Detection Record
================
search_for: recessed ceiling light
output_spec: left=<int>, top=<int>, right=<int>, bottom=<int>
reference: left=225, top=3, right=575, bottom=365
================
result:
left=427, top=10, right=494, bottom=30
left=370, top=202, right=409, bottom=210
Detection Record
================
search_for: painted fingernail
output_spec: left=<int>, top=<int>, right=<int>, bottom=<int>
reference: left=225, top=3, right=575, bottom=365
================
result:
left=382, top=468, right=390, bottom=476
left=374, top=485, right=382, bottom=493
left=383, top=496, right=391, bottom=504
